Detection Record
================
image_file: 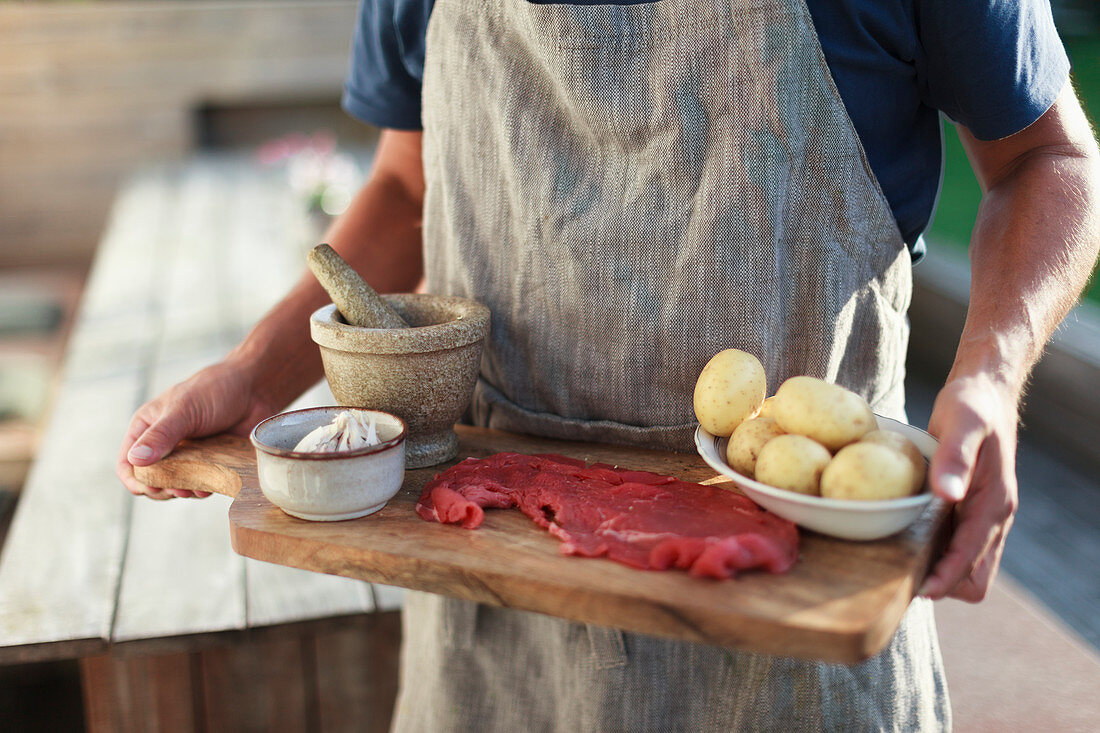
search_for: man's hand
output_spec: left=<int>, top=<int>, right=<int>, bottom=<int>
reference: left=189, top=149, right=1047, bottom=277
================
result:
left=117, top=360, right=277, bottom=500
left=921, top=375, right=1019, bottom=601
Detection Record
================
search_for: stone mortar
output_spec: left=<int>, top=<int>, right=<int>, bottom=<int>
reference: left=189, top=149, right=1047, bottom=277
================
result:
left=310, top=294, right=490, bottom=468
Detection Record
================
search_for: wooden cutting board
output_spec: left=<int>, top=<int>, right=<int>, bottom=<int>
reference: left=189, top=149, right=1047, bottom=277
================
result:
left=135, top=425, right=951, bottom=664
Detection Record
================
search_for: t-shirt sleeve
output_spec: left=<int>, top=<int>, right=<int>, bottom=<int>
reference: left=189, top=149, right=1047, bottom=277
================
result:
left=918, top=0, right=1070, bottom=141
left=342, top=0, right=428, bottom=131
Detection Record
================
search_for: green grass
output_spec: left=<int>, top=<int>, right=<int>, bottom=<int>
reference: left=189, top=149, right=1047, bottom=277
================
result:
left=926, top=33, right=1100, bottom=305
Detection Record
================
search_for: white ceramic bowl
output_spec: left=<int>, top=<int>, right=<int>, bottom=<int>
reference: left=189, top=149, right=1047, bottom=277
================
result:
left=694, top=415, right=937, bottom=540
left=250, top=407, right=406, bottom=521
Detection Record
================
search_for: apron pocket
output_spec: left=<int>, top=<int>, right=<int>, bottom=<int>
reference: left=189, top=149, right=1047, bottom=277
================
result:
left=473, top=378, right=698, bottom=452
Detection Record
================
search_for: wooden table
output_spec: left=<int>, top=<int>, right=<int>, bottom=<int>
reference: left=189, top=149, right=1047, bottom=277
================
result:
left=0, top=155, right=401, bottom=732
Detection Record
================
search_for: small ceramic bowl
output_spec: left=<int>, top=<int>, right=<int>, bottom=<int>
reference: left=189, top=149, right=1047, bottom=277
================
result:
left=695, top=415, right=938, bottom=541
left=250, top=406, right=406, bottom=521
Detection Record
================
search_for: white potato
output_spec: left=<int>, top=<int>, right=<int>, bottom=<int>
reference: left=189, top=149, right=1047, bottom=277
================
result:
left=820, top=442, right=920, bottom=501
left=772, top=376, right=876, bottom=451
left=860, top=430, right=927, bottom=494
left=693, top=349, right=766, bottom=437
left=756, top=395, right=779, bottom=419
left=726, top=417, right=785, bottom=478
left=754, top=434, right=832, bottom=496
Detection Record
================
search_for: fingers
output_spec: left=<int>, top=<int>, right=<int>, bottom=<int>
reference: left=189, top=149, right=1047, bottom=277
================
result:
left=117, top=448, right=182, bottom=500
left=921, top=442, right=1016, bottom=600
left=927, top=395, right=991, bottom=503
left=126, top=406, right=194, bottom=467
left=922, top=376, right=1019, bottom=602
left=924, top=524, right=1006, bottom=602
left=948, top=545, right=1002, bottom=603
left=117, top=407, right=207, bottom=500
left=920, top=507, right=1001, bottom=600
left=117, top=361, right=262, bottom=502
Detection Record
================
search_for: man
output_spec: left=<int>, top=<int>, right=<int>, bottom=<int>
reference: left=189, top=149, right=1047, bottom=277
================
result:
left=118, top=0, right=1099, bottom=729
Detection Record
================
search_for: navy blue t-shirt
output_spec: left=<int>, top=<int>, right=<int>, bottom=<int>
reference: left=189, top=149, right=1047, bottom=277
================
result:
left=342, top=0, right=1069, bottom=252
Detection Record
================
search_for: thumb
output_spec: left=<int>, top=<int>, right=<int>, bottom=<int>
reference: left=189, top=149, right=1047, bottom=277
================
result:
left=127, top=410, right=193, bottom=465
left=927, top=407, right=987, bottom=503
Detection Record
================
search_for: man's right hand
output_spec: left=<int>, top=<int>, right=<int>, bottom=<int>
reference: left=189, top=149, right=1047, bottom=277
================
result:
left=116, top=359, right=277, bottom=500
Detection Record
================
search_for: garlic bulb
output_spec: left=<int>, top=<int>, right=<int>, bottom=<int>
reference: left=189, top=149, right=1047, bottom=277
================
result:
left=294, top=410, right=380, bottom=453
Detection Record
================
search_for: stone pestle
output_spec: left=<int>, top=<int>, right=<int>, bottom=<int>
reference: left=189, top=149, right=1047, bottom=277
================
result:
left=307, top=243, right=410, bottom=329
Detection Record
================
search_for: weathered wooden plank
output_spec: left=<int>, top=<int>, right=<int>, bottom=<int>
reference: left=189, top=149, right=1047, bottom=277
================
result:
left=314, top=612, right=401, bottom=733
left=72, top=169, right=177, bottom=319
left=246, top=560, right=375, bottom=629
left=82, top=651, right=199, bottom=733
left=0, top=372, right=141, bottom=658
left=111, top=158, right=384, bottom=644
left=222, top=161, right=315, bottom=331
left=371, top=585, right=407, bottom=613
left=200, top=633, right=312, bottom=733
left=0, top=175, right=167, bottom=662
left=112, top=164, right=250, bottom=643
left=113, top=491, right=246, bottom=643
left=3, top=154, right=400, bottom=666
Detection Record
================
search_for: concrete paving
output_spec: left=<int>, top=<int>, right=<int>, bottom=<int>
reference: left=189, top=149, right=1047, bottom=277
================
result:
left=936, top=577, right=1100, bottom=733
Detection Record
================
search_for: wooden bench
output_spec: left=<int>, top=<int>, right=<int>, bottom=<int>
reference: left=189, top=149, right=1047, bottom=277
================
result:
left=0, top=156, right=403, bottom=732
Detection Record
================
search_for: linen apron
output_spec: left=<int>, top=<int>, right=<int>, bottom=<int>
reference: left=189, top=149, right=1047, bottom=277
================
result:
left=397, top=0, right=951, bottom=729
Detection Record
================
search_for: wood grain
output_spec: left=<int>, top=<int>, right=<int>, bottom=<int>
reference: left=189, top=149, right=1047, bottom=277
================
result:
left=0, top=173, right=166, bottom=663
left=139, top=427, right=951, bottom=664
left=200, top=634, right=311, bottom=733
left=314, top=612, right=402, bottom=733
left=82, top=652, right=199, bottom=733
left=110, top=166, right=250, bottom=644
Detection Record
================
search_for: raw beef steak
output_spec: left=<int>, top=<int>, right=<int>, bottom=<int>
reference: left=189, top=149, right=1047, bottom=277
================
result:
left=416, top=452, right=799, bottom=578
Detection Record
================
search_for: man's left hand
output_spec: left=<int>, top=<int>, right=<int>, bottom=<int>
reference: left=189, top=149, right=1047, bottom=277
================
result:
left=920, top=374, right=1020, bottom=602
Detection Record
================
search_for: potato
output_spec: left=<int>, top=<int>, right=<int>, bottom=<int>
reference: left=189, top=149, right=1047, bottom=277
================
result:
left=772, top=376, right=876, bottom=451
left=693, top=349, right=766, bottom=437
left=754, top=434, right=832, bottom=496
left=860, top=430, right=927, bottom=494
left=756, top=395, right=779, bottom=419
left=726, top=417, right=785, bottom=478
left=820, top=443, right=920, bottom=501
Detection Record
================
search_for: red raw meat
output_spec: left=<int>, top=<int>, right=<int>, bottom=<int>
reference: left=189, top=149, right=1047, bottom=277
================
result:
left=416, top=453, right=799, bottom=579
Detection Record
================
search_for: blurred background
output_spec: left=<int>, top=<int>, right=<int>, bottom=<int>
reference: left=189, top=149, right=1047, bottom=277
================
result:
left=0, top=0, right=374, bottom=507
left=0, top=1, right=1097, bottom=730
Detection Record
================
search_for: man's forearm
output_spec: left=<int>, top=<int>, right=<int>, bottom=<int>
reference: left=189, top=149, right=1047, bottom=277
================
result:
left=954, top=93, right=1100, bottom=399
left=228, top=130, right=427, bottom=412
